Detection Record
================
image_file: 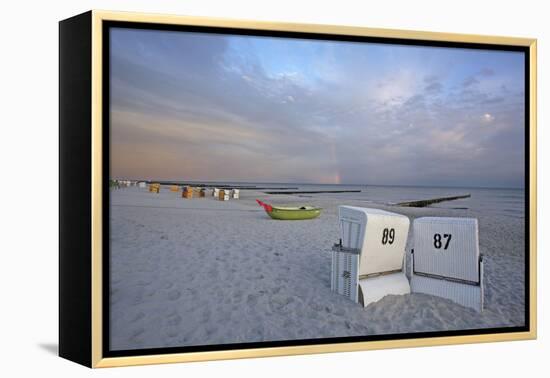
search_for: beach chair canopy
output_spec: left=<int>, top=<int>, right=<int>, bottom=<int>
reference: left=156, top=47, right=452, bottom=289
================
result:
left=413, top=217, right=479, bottom=283
left=339, top=206, right=410, bottom=277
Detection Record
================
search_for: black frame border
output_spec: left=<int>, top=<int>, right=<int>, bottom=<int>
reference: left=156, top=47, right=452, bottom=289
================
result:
left=101, top=20, right=531, bottom=359
left=59, top=11, right=94, bottom=367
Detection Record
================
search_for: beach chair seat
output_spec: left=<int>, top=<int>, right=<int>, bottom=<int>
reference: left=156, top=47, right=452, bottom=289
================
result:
left=218, top=190, right=229, bottom=201
left=182, top=186, right=193, bottom=199
left=331, top=206, right=410, bottom=307
left=149, top=183, right=160, bottom=193
left=410, top=217, right=484, bottom=312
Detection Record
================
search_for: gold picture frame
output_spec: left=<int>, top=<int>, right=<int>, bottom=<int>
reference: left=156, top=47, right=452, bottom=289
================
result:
left=59, top=9, right=537, bottom=368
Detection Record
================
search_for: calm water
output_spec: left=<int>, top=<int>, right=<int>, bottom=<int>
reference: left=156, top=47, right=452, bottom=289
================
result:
left=164, top=180, right=525, bottom=219
left=290, top=184, right=525, bottom=219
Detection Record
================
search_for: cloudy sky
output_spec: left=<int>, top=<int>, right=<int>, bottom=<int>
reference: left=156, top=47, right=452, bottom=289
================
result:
left=110, top=28, right=525, bottom=188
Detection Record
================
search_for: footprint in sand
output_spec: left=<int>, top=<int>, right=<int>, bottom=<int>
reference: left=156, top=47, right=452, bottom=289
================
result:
left=246, top=293, right=260, bottom=306
left=270, top=295, right=294, bottom=311
left=249, top=326, right=263, bottom=339
left=166, top=314, right=182, bottom=326
left=205, top=325, right=218, bottom=336
left=129, top=327, right=145, bottom=341
left=167, top=290, right=181, bottom=301
left=137, top=279, right=152, bottom=286
left=132, top=293, right=144, bottom=305
left=233, top=290, right=244, bottom=302
left=207, top=269, right=219, bottom=279
left=163, top=281, right=174, bottom=289
left=332, top=308, right=345, bottom=316
left=309, top=302, right=323, bottom=311
left=166, top=308, right=178, bottom=316
left=164, top=328, right=179, bottom=338
left=131, top=312, right=145, bottom=323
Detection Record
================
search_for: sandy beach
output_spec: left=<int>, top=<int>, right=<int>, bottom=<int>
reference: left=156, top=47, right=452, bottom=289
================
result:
left=109, top=185, right=525, bottom=351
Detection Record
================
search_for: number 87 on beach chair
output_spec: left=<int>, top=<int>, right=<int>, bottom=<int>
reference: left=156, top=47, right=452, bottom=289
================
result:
left=410, top=217, right=484, bottom=312
left=331, top=206, right=411, bottom=307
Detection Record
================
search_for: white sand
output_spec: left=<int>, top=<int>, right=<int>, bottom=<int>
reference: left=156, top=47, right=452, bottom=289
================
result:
left=109, top=186, right=525, bottom=350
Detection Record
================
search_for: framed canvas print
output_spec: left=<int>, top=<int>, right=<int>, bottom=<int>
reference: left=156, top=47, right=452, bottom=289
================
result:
left=59, top=10, right=537, bottom=368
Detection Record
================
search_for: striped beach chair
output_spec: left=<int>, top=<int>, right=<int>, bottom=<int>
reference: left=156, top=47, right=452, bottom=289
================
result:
left=410, top=217, right=484, bottom=312
left=331, top=206, right=411, bottom=307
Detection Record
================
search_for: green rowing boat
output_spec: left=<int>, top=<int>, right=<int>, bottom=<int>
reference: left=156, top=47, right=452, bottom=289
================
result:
left=256, top=199, right=322, bottom=220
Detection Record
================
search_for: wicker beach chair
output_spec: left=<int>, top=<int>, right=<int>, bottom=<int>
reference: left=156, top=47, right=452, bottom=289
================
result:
left=331, top=206, right=411, bottom=307
left=410, top=217, right=484, bottom=312
left=218, top=189, right=229, bottom=201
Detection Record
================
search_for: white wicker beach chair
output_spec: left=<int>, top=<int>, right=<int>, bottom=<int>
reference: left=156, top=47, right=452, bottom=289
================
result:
left=331, top=206, right=410, bottom=307
left=410, top=217, right=484, bottom=312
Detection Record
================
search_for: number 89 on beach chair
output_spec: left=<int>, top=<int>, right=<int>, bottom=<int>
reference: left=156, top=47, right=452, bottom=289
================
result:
left=331, top=206, right=411, bottom=307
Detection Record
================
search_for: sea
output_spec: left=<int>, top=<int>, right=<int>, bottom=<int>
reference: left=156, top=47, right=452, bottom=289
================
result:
left=163, top=181, right=526, bottom=220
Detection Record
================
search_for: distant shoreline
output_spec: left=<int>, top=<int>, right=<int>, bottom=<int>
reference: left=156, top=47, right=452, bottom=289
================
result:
left=111, top=179, right=524, bottom=191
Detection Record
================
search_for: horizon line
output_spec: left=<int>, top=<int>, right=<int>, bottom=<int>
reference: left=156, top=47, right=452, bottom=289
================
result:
left=111, top=177, right=525, bottom=191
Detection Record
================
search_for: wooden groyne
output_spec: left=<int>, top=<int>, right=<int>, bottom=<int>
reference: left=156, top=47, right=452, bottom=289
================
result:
left=395, top=194, right=471, bottom=208
left=151, top=182, right=298, bottom=190
left=264, top=190, right=361, bottom=195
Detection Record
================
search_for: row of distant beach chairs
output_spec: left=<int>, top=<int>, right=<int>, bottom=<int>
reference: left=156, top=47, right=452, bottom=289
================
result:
left=146, top=183, right=240, bottom=201
left=332, top=206, right=484, bottom=312
left=110, top=180, right=241, bottom=200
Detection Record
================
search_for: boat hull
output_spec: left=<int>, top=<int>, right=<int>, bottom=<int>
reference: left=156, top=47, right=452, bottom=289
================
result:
left=266, top=207, right=322, bottom=220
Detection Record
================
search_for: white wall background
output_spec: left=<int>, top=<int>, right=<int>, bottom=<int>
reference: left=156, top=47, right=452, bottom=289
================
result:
left=0, top=0, right=547, bottom=376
